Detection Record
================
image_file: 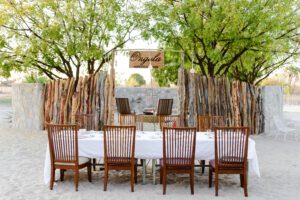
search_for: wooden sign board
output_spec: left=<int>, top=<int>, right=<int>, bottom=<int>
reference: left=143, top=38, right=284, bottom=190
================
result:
left=129, top=51, right=164, bottom=68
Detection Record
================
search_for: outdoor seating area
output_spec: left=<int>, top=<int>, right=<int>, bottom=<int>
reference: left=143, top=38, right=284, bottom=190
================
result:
left=43, top=97, right=260, bottom=197
left=0, top=1, right=299, bottom=199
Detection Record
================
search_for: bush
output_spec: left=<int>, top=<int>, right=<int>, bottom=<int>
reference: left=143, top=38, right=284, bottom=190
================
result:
left=126, top=73, right=146, bottom=87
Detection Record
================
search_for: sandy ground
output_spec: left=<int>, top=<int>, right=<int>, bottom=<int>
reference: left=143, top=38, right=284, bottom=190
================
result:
left=0, top=105, right=12, bottom=128
left=0, top=127, right=300, bottom=199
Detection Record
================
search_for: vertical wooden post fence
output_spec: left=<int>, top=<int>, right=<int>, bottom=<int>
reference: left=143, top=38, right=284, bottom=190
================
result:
left=178, top=73, right=264, bottom=134
left=43, top=71, right=114, bottom=130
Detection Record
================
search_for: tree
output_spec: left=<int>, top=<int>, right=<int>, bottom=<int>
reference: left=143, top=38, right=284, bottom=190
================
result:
left=126, top=73, right=146, bottom=87
left=0, top=0, right=144, bottom=86
left=152, top=51, right=181, bottom=87
left=285, top=66, right=300, bottom=94
left=228, top=51, right=295, bottom=85
left=145, top=0, right=300, bottom=84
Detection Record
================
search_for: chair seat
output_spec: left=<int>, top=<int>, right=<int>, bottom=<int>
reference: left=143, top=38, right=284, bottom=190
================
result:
left=55, top=157, right=90, bottom=166
left=209, top=158, right=244, bottom=169
left=107, top=157, right=137, bottom=166
left=160, top=158, right=193, bottom=167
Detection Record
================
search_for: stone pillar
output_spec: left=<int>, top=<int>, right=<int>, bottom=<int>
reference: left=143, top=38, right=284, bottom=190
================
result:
left=262, top=86, right=283, bottom=134
left=12, top=83, right=44, bottom=130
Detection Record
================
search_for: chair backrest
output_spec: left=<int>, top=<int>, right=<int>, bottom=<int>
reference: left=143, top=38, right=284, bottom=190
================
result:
left=159, top=115, right=183, bottom=130
left=119, top=114, right=143, bottom=131
left=116, top=98, right=131, bottom=114
left=104, top=125, right=136, bottom=163
left=163, top=127, right=197, bottom=166
left=214, top=127, right=249, bottom=169
left=210, top=116, right=225, bottom=130
left=198, top=115, right=225, bottom=131
left=156, top=99, right=173, bottom=116
left=198, top=116, right=210, bottom=131
left=75, top=113, right=95, bottom=131
left=46, top=123, right=79, bottom=165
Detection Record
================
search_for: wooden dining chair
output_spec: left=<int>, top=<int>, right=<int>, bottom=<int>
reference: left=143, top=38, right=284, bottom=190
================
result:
left=46, top=123, right=92, bottom=191
left=160, top=127, right=197, bottom=195
left=198, top=115, right=225, bottom=174
left=198, top=115, right=225, bottom=132
left=119, top=114, right=144, bottom=131
left=209, top=127, right=249, bottom=197
left=159, top=115, right=182, bottom=130
left=198, top=115, right=210, bottom=132
left=116, top=98, right=143, bottom=130
left=116, top=98, right=131, bottom=114
left=104, top=125, right=137, bottom=192
left=156, top=99, right=173, bottom=116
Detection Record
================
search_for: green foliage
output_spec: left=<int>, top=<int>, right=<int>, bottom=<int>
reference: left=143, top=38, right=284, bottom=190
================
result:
left=284, top=66, right=300, bottom=94
left=0, top=0, right=145, bottom=82
left=24, top=73, right=49, bottom=84
left=144, top=0, right=300, bottom=84
left=261, top=66, right=300, bottom=94
left=152, top=51, right=180, bottom=87
left=228, top=50, right=294, bottom=85
left=126, top=73, right=146, bottom=87
left=285, top=66, right=300, bottom=75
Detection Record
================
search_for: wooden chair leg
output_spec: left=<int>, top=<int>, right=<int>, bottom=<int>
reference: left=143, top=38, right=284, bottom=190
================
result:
left=240, top=174, right=244, bottom=187
left=209, top=168, right=212, bottom=188
left=75, top=169, right=79, bottom=192
left=243, top=172, right=248, bottom=197
left=134, top=165, right=138, bottom=183
left=215, top=172, right=218, bottom=196
left=131, top=165, right=135, bottom=192
left=201, top=160, right=205, bottom=174
left=190, top=171, right=194, bottom=195
left=92, top=158, right=96, bottom=171
left=60, top=169, right=64, bottom=181
left=163, top=167, right=167, bottom=195
left=160, top=166, right=163, bottom=184
left=87, top=163, right=92, bottom=182
left=50, top=167, right=55, bottom=190
left=104, top=167, right=108, bottom=191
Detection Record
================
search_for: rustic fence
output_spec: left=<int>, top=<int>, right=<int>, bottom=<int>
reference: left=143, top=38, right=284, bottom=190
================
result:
left=178, top=69, right=264, bottom=134
left=42, top=68, right=264, bottom=133
left=43, top=71, right=115, bottom=130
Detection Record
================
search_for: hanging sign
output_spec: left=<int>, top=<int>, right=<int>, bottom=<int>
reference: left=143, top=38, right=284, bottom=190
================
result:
left=129, top=51, right=164, bottom=68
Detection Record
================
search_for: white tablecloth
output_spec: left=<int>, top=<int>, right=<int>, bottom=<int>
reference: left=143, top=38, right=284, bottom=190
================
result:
left=44, top=131, right=260, bottom=184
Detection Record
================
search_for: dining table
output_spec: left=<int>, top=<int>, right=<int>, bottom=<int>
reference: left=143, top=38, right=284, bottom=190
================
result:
left=44, top=130, right=260, bottom=185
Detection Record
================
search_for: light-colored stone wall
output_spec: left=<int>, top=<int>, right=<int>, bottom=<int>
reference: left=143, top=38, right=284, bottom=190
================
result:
left=262, top=86, right=283, bottom=133
left=12, top=83, right=44, bottom=130
left=115, top=87, right=179, bottom=114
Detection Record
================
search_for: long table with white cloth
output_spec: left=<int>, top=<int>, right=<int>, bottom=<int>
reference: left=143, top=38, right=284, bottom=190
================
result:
left=44, top=130, right=260, bottom=184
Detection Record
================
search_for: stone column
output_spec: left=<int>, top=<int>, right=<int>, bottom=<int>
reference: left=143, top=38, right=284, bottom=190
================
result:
left=262, top=86, right=283, bottom=134
left=12, top=83, right=44, bottom=130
